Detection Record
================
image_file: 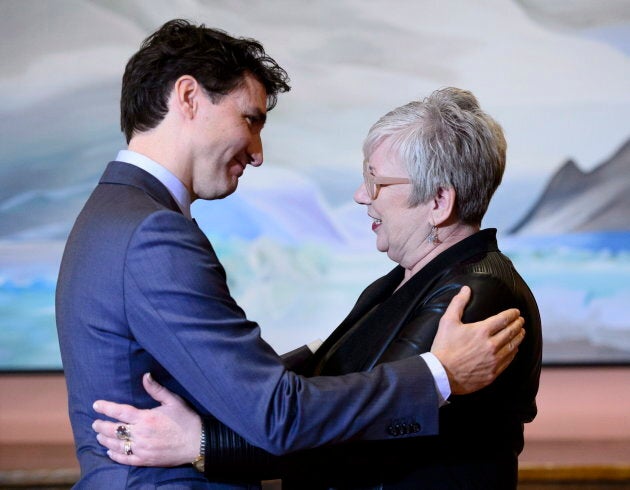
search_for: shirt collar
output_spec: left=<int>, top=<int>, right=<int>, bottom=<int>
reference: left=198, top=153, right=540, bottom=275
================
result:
left=115, top=150, right=192, bottom=220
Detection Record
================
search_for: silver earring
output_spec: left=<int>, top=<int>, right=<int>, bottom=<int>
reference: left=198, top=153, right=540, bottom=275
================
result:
left=428, top=225, right=441, bottom=244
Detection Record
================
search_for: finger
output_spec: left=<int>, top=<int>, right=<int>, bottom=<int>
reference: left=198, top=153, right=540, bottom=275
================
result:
left=494, top=346, right=518, bottom=377
left=495, top=331, right=522, bottom=371
left=93, top=399, right=140, bottom=424
left=96, top=427, right=153, bottom=456
left=101, top=438, right=156, bottom=467
left=96, top=433, right=122, bottom=452
left=92, top=419, right=124, bottom=438
left=491, top=328, right=525, bottom=375
left=491, top=318, right=525, bottom=351
left=479, top=308, right=522, bottom=336
left=441, top=286, right=471, bottom=325
left=513, top=327, right=526, bottom=347
left=142, top=372, right=185, bottom=406
left=103, top=441, right=146, bottom=466
left=106, top=449, right=143, bottom=465
left=92, top=419, right=137, bottom=442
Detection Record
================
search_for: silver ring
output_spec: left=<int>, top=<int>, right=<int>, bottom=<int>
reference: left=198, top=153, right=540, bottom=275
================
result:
left=124, top=440, right=133, bottom=456
left=116, top=425, right=131, bottom=441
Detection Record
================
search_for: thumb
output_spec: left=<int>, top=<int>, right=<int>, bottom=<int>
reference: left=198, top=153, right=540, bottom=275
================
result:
left=440, top=285, right=470, bottom=328
left=142, top=372, right=184, bottom=406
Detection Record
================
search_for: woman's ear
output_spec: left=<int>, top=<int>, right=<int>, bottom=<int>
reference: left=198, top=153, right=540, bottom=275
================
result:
left=432, top=187, right=456, bottom=226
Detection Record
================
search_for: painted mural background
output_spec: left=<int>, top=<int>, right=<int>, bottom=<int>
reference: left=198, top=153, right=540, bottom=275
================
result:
left=1, top=0, right=629, bottom=370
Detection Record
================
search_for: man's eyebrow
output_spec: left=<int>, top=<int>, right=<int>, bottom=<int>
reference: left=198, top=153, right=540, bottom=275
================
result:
left=247, top=109, right=267, bottom=125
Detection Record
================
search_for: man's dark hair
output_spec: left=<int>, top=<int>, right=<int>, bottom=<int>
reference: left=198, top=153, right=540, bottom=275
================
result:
left=120, top=19, right=291, bottom=143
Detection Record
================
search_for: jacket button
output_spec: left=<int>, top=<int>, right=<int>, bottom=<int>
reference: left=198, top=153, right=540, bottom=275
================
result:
left=387, top=425, right=400, bottom=436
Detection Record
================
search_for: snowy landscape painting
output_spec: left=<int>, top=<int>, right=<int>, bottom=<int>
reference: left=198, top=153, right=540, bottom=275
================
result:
left=1, top=0, right=629, bottom=369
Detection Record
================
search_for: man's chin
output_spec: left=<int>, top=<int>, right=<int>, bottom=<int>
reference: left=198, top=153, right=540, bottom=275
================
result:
left=218, top=180, right=239, bottom=199
left=197, top=182, right=238, bottom=201
left=214, top=190, right=237, bottom=201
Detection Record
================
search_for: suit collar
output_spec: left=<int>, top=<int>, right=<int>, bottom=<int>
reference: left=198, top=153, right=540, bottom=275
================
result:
left=99, top=161, right=183, bottom=215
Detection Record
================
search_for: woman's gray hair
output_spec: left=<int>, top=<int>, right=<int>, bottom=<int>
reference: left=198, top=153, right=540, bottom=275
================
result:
left=363, top=87, right=506, bottom=225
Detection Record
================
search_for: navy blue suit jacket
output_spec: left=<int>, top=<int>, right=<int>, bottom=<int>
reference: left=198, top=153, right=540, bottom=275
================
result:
left=56, top=162, right=439, bottom=488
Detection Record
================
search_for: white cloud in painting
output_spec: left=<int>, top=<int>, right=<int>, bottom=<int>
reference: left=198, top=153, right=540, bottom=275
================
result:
left=0, top=0, right=629, bottom=232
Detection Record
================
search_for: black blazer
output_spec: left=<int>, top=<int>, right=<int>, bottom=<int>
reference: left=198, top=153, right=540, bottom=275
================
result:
left=202, top=229, right=542, bottom=489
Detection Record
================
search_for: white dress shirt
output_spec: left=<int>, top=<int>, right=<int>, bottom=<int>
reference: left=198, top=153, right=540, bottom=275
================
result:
left=116, top=149, right=192, bottom=220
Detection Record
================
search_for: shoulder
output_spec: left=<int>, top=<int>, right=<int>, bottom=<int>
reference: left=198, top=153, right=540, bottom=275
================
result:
left=125, top=211, right=227, bottom=289
left=449, top=248, right=539, bottom=327
left=128, top=211, right=216, bottom=260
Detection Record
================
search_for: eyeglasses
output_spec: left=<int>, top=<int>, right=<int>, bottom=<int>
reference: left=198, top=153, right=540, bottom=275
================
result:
left=363, top=163, right=410, bottom=199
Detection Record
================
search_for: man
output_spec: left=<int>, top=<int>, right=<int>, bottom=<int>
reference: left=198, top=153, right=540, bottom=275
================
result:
left=56, top=19, right=524, bottom=488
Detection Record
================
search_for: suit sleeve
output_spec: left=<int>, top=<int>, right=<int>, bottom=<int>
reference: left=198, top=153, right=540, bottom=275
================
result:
left=196, top=282, right=465, bottom=480
left=195, top=270, right=533, bottom=482
left=124, top=212, right=439, bottom=455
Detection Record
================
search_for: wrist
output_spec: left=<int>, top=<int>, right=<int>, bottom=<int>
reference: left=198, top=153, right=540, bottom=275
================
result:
left=191, top=421, right=206, bottom=473
left=420, top=352, right=451, bottom=405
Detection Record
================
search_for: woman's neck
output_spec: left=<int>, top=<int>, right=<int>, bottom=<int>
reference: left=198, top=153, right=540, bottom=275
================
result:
left=397, top=222, right=479, bottom=290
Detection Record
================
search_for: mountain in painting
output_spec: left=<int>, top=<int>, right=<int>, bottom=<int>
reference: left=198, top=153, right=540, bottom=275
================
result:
left=509, top=138, right=630, bottom=234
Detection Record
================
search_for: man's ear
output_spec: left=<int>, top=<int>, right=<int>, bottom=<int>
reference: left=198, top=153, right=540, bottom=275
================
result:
left=172, top=75, right=200, bottom=119
left=432, top=187, right=456, bottom=226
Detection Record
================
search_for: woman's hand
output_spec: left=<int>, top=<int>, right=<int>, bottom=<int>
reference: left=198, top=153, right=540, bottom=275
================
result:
left=92, top=373, right=202, bottom=467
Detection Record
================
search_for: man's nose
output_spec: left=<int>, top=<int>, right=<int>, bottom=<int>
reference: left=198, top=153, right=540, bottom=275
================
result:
left=248, top=133, right=263, bottom=167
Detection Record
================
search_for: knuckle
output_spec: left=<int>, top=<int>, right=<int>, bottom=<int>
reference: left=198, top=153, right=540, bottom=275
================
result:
left=488, top=339, right=498, bottom=353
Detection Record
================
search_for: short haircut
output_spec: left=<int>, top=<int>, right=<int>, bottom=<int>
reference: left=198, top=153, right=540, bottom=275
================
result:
left=363, top=87, right=506, bottom=225
left=120, top=19, right=290, bottom=143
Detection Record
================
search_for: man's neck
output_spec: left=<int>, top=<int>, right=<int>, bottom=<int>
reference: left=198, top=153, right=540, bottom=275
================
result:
left=116, top=149, right=193, bottom=219
left=128, top=133, right=192, bottom=195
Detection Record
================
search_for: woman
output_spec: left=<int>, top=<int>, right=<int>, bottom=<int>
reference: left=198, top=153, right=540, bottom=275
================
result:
left=95, top=87, right=541, bottom=489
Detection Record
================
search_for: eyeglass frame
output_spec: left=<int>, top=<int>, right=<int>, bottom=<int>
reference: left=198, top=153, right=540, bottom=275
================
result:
left=362, top=161, right=410, bottom=199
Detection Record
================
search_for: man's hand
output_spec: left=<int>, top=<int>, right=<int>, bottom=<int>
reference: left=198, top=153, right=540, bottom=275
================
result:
left=92, top=373, right=202, bottom=467
left=431, top=286, right=525, bottom=395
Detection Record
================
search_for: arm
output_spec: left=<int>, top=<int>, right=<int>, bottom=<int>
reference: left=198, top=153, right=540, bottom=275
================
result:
left=93, top=373, right=280, bottom=478
left=93, top=285, right=524, bottom=476
left=93, top=373, right=279, bottom=478
left=124, top=213, right=442, bottom=454
left=279, top=340, right=321, bottom=373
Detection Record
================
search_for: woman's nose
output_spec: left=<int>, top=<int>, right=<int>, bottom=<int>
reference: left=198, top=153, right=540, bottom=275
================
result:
left=354, top=182, right=371, bottom=205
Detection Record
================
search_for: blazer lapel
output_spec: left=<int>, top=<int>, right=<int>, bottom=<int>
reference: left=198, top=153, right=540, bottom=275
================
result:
left=309, top=230, right=500, bottom=376
left=309, top=267, right=410, bottom=375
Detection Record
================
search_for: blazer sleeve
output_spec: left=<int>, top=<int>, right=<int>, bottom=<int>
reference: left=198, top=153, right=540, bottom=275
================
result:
left=124, top=211, right=439, bottom=455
